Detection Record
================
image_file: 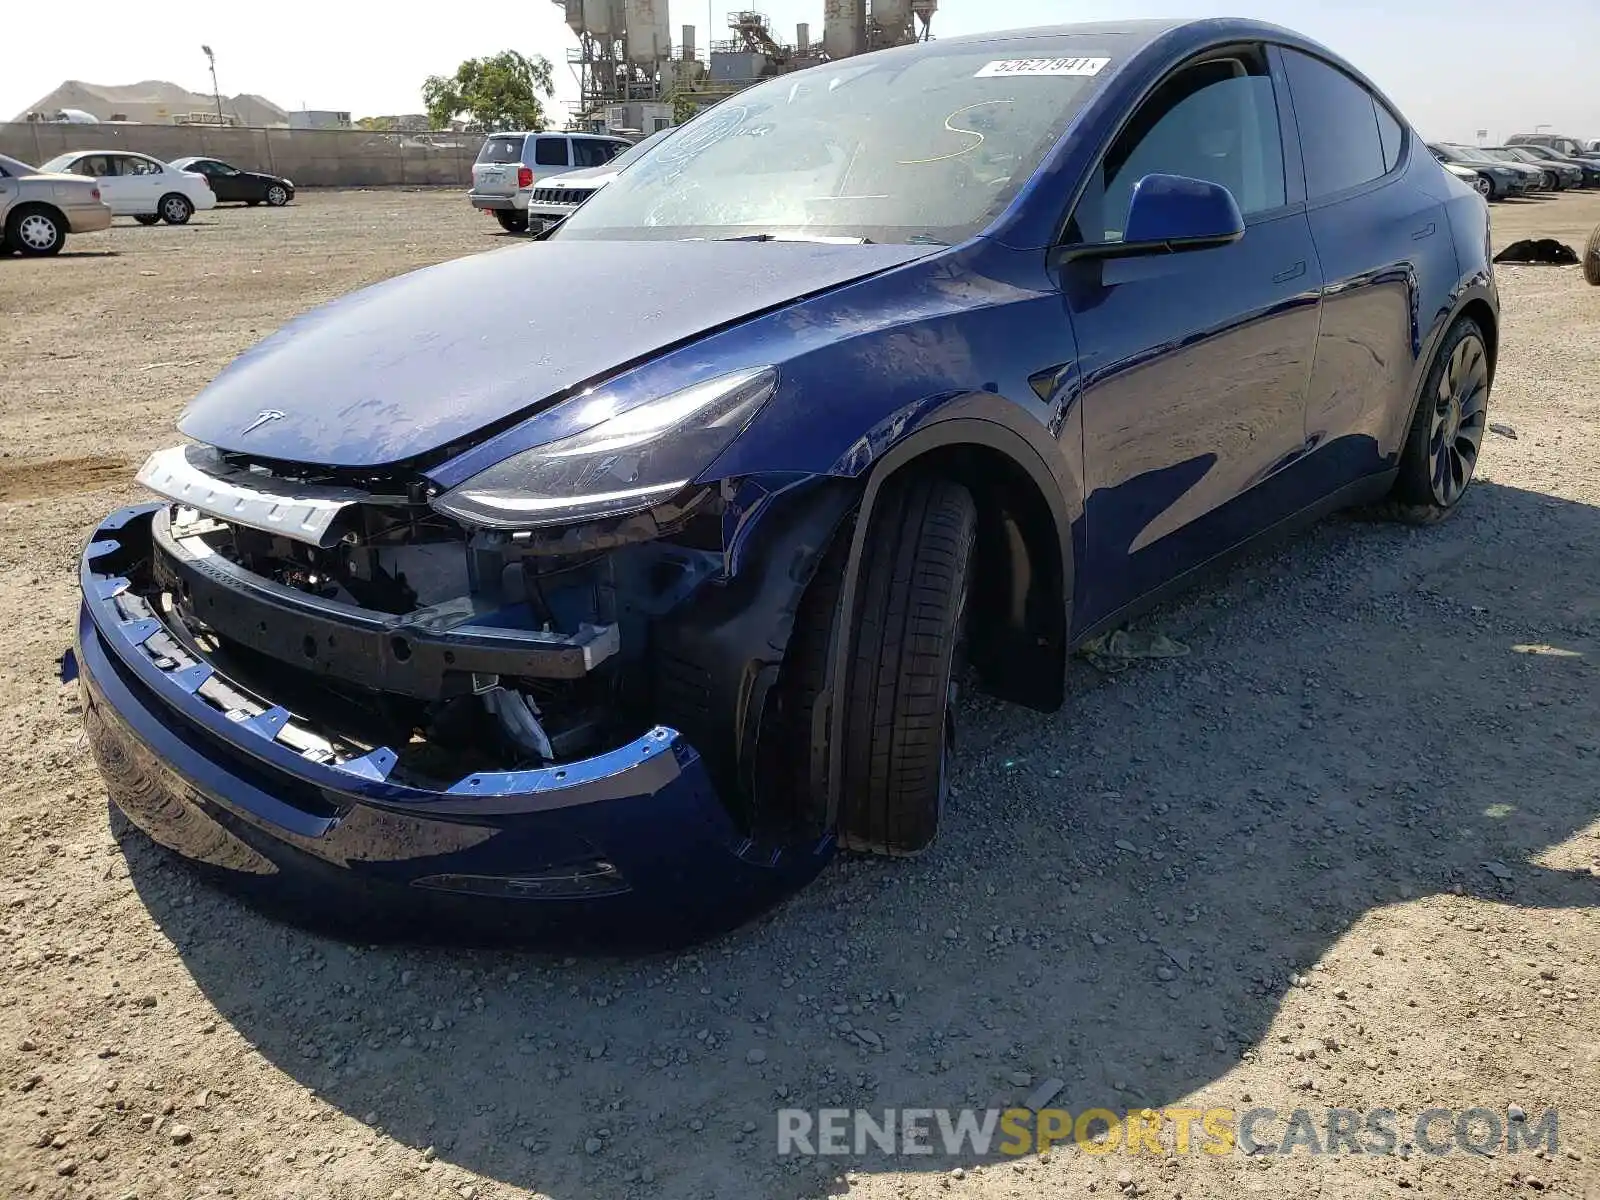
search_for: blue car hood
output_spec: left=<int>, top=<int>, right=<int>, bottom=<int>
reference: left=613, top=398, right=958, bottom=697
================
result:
left=177, top=239, right=932, bottom=467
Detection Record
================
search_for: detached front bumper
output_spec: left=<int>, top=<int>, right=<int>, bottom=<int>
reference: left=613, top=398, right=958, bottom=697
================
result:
left=77, top=505, right=831, bottom=948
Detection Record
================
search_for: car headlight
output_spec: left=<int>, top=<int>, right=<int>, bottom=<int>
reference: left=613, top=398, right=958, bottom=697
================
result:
left=431, top=366, right=778, bottom=529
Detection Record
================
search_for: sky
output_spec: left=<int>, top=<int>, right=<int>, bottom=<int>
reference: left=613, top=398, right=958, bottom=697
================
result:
left=6, top=0, right=1598, bottom=144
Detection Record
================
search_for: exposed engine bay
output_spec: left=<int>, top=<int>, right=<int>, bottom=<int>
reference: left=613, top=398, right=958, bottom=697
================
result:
left=138, top=445, right=740, bottom=787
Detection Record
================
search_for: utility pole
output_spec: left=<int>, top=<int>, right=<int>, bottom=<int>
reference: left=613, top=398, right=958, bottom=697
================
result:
left=202, top=45, right=223, bottom=123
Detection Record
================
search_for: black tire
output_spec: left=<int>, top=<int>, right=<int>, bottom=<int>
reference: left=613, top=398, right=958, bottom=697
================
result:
left=1377, top=316, right=1490, bottom=524
left=495, top=210, right=530, bottom=233
left=158, top=193, right=193, bottom=225
left=265, top=184, right=290, bottom=207
left=5, top=205, right=66, bottom=256
left=835, top=476, right=977, bottom=856
left=246, top=200, right=261, bottom=207
left=1584, top=223, right=1600, bottom=286
left=134, top=214, right=161, bottom=226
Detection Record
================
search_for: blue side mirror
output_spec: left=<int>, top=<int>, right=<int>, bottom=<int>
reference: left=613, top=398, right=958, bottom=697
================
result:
left=1122, top=173, right=1246, bottom=251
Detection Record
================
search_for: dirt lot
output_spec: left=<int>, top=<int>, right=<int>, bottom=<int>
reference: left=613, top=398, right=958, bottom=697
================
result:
left=2, top=190, right=1599, bottom=1200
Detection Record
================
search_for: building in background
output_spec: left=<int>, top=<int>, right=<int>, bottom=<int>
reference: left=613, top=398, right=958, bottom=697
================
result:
left=557, top=0, right=936, bottom=131
left=288, top=110, right=354, bottom=130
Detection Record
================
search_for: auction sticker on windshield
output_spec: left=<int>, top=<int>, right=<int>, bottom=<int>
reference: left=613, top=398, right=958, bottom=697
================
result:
left=974, top=57, right=1111, bottom=77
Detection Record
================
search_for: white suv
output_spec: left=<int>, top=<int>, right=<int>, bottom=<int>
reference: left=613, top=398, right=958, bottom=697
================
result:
left=468, top=132, right=631, bottom=233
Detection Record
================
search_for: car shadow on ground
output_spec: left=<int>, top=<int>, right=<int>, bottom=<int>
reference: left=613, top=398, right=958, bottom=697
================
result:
left=117, top=478, right=1600, bottom=1199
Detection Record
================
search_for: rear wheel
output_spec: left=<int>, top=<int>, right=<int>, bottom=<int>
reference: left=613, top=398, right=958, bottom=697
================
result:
left=1378, top=316, right=1490, bottom=524
left=495, top=210, right=529, bottom=233
left=6, top=205, right=65, bottom=256
left=1584, top=223, right=1600, bottom=286
left=159, top=193, right=193, bottom=225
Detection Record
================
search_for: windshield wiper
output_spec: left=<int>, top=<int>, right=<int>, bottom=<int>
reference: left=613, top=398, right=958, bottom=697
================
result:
left=716, top=232, right=875, bottom=244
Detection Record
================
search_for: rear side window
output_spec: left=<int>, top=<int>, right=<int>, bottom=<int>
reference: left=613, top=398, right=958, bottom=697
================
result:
left=534, top=137, right=569, bottom=167
left=477, top=136, right=526, bottom=164
left=1375, top=103, right=1404, bottom=172
left=572, top=139, right=617, bottom=167
left=1281, top=49, right=1388, bottom=198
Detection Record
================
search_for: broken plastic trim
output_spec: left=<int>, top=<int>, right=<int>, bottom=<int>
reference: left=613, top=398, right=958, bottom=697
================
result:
left=152, top=507, right=620, bottom=698
left=136, top=443, right=373, bottom=549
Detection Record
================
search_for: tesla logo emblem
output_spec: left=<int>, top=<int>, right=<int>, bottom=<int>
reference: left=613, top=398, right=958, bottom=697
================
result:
left=241, top=409, right=286, bottom=435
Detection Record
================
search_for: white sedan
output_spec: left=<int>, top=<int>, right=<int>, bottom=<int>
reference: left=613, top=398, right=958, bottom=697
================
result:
left=35, top=150, right=215, bottom=225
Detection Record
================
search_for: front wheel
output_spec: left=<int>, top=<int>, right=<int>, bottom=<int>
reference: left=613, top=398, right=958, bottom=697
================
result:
left=265, top=184, right=289, bottom=207
left=1473, top=174, right=1494, bottom=200
left=159, top=193, right=193, bottom=225
left=835, top=476, right=977, bottom=856
left=1379, top=317, right=1490, bottom=523
left=494, top=210, right=529, bottom=233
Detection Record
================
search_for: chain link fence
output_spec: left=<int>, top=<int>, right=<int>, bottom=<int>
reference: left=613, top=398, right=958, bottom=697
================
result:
left=0, top=123, right=487, bottom=188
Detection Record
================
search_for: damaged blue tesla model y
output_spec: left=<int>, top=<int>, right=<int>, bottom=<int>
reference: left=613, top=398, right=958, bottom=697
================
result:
left=76, top=18, right=1497, bottom=948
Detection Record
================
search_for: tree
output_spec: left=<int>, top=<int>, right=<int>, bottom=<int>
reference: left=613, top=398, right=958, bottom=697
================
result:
left=422, top=51, right=556, bottom=133
left=356, top=115, right=397, bottom=132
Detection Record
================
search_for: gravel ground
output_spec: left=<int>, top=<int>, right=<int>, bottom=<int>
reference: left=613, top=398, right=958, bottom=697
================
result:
left=2, top=190, right=1598, bottom=1200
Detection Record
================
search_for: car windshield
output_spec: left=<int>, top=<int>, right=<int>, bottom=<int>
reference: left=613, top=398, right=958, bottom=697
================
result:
left=606, top=127, right=674, bottom=171
left=1443, top=145, right=1495, bottom=164
left=553, top=37, right=1121, bottom=244
left=477, top=136, right=527, bottom=164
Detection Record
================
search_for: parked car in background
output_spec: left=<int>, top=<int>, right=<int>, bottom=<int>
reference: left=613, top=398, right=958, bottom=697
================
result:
left=524, top=127, right=674, bottom=232
left=169, top=157, right=295, bottom=207
left=468, top=131, right=632, bottom=232
left=0, top=152, right=112, bottom=256
left=1509, top=133, right=1590, bottom=158
left=1441, top=160, right=1492, bottom=196
left=36, top=151, right=215, bottom=225
left=1505, top=144, right=1600, bottom=188
left=76, top=19, right=1499, bottom=947
left=1429, top=143, right=1534, bottom=198
left=1479, top=146, right=1572, bottom=191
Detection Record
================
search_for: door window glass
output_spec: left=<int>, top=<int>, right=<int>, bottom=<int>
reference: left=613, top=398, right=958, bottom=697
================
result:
left=1072, top=54, right=1285, bottom=243
left=534, top=137, right=569, bottom=166
left=121, top=156, right=162, bottom=176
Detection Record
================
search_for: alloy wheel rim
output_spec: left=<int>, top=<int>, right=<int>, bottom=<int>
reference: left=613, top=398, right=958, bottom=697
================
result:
left=1429, top=334, right=1489, bottom=507
left=18, top=214, right=57, bottom=250
left=165, top=198, right=187, bottom=221
left=269, top=186, right=286, bottom=204
left=1475, top=177, right=1490, bottom=197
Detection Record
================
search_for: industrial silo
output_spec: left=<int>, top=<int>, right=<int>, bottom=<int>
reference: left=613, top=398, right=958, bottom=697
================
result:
left=869, top=0, right=911, bottom=39
left=563, top=0, right=584, bottom=34
left=583, top=0, right=621, bottom=37
left=625, top=0, right=671, bottom=63
left=822, top=0, right=864, bottom=58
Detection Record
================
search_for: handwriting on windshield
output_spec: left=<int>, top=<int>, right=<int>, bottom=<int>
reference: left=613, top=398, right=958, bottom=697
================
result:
left=897, top=100, right=1013, bottom=165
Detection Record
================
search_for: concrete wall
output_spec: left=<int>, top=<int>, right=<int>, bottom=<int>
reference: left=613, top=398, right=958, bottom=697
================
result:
left=0, top=122, right=487, bottom=188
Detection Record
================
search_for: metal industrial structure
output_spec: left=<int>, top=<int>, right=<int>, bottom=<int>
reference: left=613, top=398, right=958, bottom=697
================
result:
left=554, top=0, right=936, bottom=129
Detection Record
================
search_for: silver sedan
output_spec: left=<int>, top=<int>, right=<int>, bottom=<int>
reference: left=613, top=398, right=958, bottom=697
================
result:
left=0, top=152, right=113, bottom=256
